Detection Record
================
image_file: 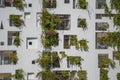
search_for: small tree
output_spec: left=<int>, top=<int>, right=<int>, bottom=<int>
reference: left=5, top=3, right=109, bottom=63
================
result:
left=13, top=69, right=24, bottom=80
left=9, top=51, right=18, bottom=64
left=13, top=32, right=21, bottom=47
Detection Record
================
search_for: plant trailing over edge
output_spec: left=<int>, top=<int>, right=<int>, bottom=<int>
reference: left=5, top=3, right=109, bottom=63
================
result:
left=68, top=56, right=83, bottom=68
left=37, top=70, right=57, bottom=80
left=117, top=73, right=120, bottom=80
left=97, top=22, right=109, bottom=31
left=114, top=51, right=120, bottom=65
left=13, top=0, right=23, bottom=9
left=60, top=51, right=67, bottom=59
left=99, top=55, right=115, bottom=69
left=100, top=68, right=108, bottom=80
left=113, top=13, right=120, bottom=30
left=9, top=51, right=18, bottom=64
left=12, top=69, right=24, bottom=80
left=104, top=3, right=112, bottom=19
left=77, top=70, right=87, bottom=80
left=10, top=15, right=23, bottom=27
left=13, top=32, right=21, bottom=47
left=36, top=51, right=52, bottom=70
left=97, top=32, right=120, bottom=51
left=40, top=10, right=61, bottom=31
left=78, top=19, right=87, bottom=30
left=41, top=31, right=59, bottom=48
left=79, top=39, right=89, bottom=51
left=110, top=0, right=120, bottom=11
left=78, top=0, right=88, bottom=9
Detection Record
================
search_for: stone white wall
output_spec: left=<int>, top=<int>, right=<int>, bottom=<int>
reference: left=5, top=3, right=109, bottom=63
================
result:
left=0, top=0, right=119, bottom=80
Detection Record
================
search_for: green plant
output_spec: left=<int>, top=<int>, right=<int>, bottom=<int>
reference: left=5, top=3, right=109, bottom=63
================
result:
left=60, top=51, right=67, bottom=59
left=68, top=56, right=83, bottom=68
left=78, top=0, right=88, bottom=9
left=10, top=15, right=23, bottom=27
left=13, top=32, right=21, bottom=47
left=100, top=68, right=108, bottom=80
left=78, top=19, right=87, bottom=30
left=13, top=69, right=24, bottom=80
left=77, top=70, right=87, bottom=80
left=79, top=39, right=89, bottom=51
left=51, top=52, right=60, bottom=68
left=41, top=31, right=59, bottom=48
left=97, top=23, right=109, bottom=31
left=9, top=51, right=18, bottom=64
left=13, top=0, right=23, bottom=9
left=117, top=73, right=120, bottom=80
left=107, top=32, right=120, bottom=51
left=99, top=55, right=115, bottom=69
left=97, top=32, right=120, bottom=51
left=104, top=4, right=112, bottom=19
left=36, top=51, right=51, bottom=70
left=40, top=10, right=61, bottom=31
left=110, top=0, right=120, bottom=11
left=73, top=35, right=79, bottom=49
left=37, top=70, right=57, bottom=80
left=113, top=13, right=120, bottom=30
left=114, top=52, right=120, bottom=65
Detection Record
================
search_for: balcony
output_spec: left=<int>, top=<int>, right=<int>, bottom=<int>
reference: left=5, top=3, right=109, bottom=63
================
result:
left=43, top=0, right=56, bottom=8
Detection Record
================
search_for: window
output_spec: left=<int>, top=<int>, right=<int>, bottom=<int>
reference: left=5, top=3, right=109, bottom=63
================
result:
left=29, top=42, right=32, bottom=45
left=0, top=42, right=4, bottom=46
left=0, top=73, right=11, bottom=80
left=32, top=60, right=35, bottom=64
left=96, top=0, right=106, bottom=9
left=29, top=3, right=32, bottom=7
left=27, top=73, right=35, bottom=80
left=24, top=12, right=31, bottom=19
left=27, top=38, right=38, bottom=49
left=64, top=0, right=69, bottom=3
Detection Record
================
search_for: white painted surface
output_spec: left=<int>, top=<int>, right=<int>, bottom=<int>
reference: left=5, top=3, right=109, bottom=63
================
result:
left=0, top=0, right=119, bottom=80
